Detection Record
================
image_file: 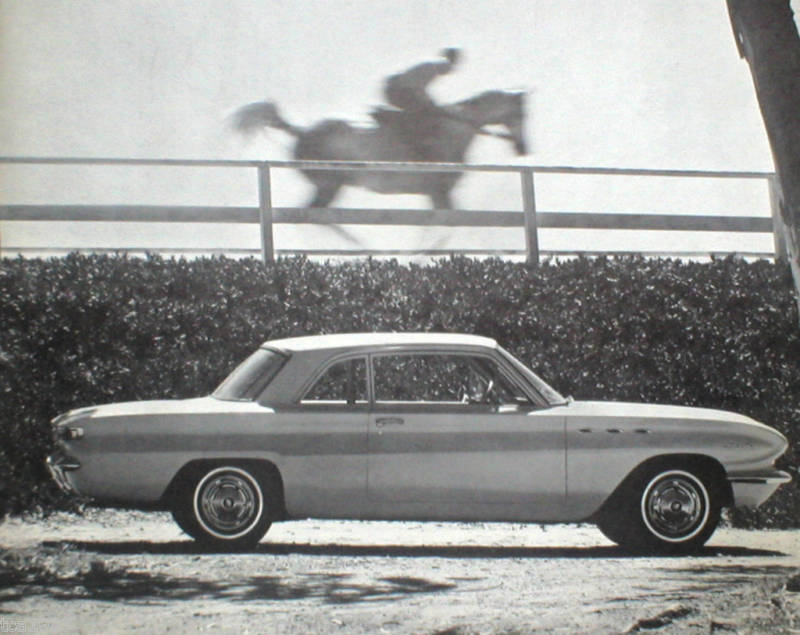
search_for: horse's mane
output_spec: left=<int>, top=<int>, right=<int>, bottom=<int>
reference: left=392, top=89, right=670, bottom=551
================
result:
left=451, top=89, right=524, bottom=109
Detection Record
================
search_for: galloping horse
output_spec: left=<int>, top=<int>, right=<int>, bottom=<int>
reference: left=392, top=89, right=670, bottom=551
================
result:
left=232, top=90, right=528, bottom=209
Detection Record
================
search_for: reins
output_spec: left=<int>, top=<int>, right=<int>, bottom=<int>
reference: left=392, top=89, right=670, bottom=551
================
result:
left=439, top=109, right=516, bottom=142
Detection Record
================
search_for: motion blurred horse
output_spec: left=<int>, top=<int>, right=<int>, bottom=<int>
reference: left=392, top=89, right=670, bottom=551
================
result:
left=232, top=90, right=528, bottom=209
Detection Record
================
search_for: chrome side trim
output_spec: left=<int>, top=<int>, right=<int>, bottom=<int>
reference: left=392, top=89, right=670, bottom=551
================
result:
left=728, top=471, right=792, bottom=485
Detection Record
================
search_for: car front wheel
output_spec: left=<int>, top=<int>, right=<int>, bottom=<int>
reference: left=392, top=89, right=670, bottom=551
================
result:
left=598, top=467, right=721, bottom=553
left=173, top=464, right=273, bottom=550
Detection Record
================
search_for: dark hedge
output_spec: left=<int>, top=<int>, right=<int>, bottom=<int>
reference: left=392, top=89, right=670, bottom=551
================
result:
left=1, top=253, right=798, bottom=527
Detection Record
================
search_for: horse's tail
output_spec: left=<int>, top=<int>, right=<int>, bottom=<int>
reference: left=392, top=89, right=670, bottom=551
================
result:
left=231, top=101, right=302, bottom=137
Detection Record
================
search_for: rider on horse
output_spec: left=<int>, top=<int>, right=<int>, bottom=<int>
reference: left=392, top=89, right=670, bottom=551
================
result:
left=374, top=48, right=462, bottom=158
left=383, top=47, right=461, bottom=114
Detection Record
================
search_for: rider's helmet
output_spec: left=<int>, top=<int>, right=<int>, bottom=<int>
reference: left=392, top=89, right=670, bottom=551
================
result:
left=440, top=47, right=461, bottom=65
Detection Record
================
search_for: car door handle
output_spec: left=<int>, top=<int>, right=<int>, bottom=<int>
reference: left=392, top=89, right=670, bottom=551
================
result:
left=376, top=417, right=404, bottom=427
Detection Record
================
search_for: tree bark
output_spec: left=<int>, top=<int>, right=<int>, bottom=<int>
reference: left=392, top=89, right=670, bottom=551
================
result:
left=728, top=0, right=800, bottom=318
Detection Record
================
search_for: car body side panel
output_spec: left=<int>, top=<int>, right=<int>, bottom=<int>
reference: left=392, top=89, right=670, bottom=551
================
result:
left=267, top=408, right=369, bottom=517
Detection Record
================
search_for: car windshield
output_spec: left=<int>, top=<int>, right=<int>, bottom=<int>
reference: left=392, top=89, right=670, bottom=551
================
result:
left=497, top=346, right=566, bottom=406
left=213, top=348, right=287, bottom=401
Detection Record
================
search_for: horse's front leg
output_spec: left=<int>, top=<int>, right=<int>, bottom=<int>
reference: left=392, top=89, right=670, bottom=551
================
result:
left=306, top=180, right=342, bottom=208
left=302, top=175, right=360, bottom=243
left=429, top=186, right=454, bottom=210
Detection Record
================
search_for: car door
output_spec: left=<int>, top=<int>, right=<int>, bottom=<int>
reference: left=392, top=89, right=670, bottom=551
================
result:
left=367, top=351, right=566, bottom=513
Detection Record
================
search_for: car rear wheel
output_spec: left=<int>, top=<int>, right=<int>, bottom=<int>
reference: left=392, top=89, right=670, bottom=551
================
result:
left=598, top=467, right=721, bottom=553
left=172, top=464, right=274, bottom=550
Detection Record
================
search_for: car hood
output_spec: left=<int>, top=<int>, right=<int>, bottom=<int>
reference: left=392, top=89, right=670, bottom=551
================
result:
left=77, top=396, right=269, bottom=419
left=561, top=400, right=789, bottom=440
left=562, top=400, right=758, bottom=426
left=559, top=400, right=789, bottom=460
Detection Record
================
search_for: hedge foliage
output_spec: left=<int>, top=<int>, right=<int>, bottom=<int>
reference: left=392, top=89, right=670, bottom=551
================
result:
left=1, top=254, right=798, bottom=527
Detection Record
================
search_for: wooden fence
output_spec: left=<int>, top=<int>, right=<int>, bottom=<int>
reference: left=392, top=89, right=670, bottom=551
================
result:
left=0, top=156, right=784, bottom=264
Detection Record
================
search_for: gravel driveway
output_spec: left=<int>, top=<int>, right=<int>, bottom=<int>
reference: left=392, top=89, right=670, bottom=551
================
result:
left=2, top=510, right=799, bottom=633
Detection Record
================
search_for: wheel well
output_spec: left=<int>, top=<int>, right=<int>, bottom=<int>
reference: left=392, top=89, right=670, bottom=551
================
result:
left=597, top=454, right=733, bottom=517
left=160, top=459, right=288, bottom=520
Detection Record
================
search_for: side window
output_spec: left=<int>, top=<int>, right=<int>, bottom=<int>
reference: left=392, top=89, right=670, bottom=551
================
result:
left=373, top=354, right=530, bottom=405
left=302, top=358, right=368, bottom=405
left=469, top=356, right=531, bottom=405
left=374, top=355, right=458, bottom=402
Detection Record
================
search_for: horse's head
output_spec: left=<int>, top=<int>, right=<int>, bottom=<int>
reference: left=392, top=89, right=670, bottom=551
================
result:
left=459, top=90, right=529, bottom=155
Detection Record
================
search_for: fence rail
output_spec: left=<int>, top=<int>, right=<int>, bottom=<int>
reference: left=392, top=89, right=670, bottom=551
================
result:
left=0, top=156, right=782, bottom=263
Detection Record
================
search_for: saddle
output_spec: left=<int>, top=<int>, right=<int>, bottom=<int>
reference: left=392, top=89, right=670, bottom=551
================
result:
left=370, top=106, right=424, bottom=129
left=370, top=107, right=446, bottom=160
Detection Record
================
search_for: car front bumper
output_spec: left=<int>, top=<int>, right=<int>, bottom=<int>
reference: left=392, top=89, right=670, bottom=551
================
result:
left=46, top=451, right=81, bottom=494
left=728, top=470, right=792, bottom=508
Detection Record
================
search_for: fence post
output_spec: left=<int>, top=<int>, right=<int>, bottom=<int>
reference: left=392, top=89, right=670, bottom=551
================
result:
left=258, top=163, right=275, bottom=264
left=768, top=175, right=789, bottom=262
left=520, top=168, right=539, bottom=265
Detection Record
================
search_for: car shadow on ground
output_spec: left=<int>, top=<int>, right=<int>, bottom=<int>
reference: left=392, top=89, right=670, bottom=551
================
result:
left=42, top=540, right=788, bottom=559
left=0, top=566, right=458, bottom=606
left=5, top=542, right=794, bottom=609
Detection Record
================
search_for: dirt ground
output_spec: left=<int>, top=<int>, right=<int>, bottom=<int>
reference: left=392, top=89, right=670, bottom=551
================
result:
left=1, top=510, right=799, bottom=634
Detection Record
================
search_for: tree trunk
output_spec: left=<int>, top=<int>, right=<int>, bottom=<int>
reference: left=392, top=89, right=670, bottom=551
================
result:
left=728, top=0, right=800, bottom=319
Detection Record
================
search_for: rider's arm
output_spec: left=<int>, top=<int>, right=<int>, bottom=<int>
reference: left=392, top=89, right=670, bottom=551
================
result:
left=399, top=59, right=454, bottom=85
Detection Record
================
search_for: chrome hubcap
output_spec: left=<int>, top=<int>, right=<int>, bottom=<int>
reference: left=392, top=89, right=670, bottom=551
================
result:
left=197, top=471, right=260, bottom=536
left=644, top=473, right=706, bottom=539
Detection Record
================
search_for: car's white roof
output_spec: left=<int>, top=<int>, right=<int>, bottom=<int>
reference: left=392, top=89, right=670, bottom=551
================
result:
left=264, top=332, right=498, bottom=352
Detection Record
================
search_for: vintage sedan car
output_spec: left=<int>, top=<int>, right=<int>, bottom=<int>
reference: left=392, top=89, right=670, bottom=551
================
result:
left=48, top=332, right=790, bottom=552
